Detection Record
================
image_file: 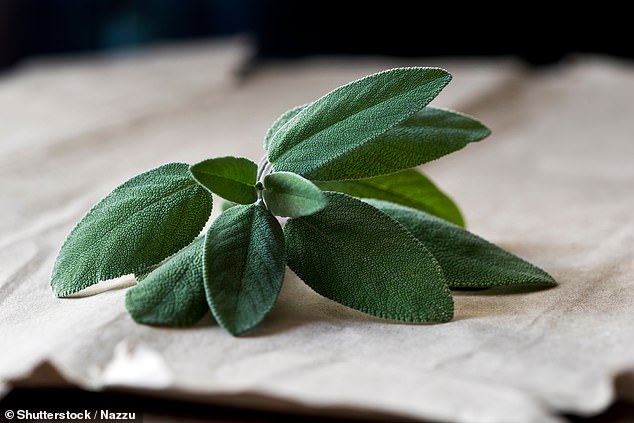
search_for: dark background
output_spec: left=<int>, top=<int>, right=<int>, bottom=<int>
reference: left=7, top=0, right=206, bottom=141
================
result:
left=0, top=0, right=631, bottom=71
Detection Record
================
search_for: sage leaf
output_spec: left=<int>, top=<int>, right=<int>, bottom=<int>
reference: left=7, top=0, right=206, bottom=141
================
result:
left=204, top=204, right=285, bottom=336
left=307, top=107, right=490, bottom=180
left=189, top=156, right=257, bottom=204
left=263, top=105, right=305, bottom=151
left=125, top=237, right=208, bottom=327
left=263, top=171, right=326, bottom=217
left=316, top=168, right=464, bottom=227
left=284, top=192, right=453, bottom=323
left=134, top=267, right=157, bottom=282
left=51, top=162, right=212, bottom=297
left=220, top=199, right=237, bottom=212
left=366, top=199, right=557, bottom=288
left=267, top=67, right=452, bottom=181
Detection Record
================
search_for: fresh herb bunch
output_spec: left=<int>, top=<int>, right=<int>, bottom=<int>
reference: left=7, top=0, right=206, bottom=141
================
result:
left=51, top=67, right=556, bottom=336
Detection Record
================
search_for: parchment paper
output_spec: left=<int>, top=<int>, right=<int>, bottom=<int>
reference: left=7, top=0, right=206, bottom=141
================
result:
left=1, top=39, right=633, bottom=423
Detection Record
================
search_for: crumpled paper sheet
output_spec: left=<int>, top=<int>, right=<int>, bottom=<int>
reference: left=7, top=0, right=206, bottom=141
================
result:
left=1, top=39, right=633, bottom=423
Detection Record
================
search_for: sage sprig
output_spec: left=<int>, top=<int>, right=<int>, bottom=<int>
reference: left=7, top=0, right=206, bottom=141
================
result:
left=51, top=67, right=556, bottom=336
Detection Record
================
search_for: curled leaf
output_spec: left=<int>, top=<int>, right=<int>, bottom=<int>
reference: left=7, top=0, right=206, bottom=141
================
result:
left=263, top=171, right=326, bottom=217
left=190, top=156, right=257, bottom=204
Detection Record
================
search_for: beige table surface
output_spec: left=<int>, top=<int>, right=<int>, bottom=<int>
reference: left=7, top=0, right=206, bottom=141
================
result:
left=1, top=39, right=633, bottom=423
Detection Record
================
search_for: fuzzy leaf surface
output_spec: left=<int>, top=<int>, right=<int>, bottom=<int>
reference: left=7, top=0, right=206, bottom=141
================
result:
left=126, top=237, right=208, bottom=327
left=264, top=105, right=305, bottom=151
left=204, top=204, right=285, bottom=335
left=316, top=168, right=464, bottom=226
left=189, top=156, right=257, bottom=204
left=367, top=199, right=557, bottom=288
left=51, top=162, right=212, bottom=297
left=284, top=192, right=453, bottom=323
left=220, top=199, right=237, bottom=212
left=306, top=107, right=490, bottom=180
left=263, top=171, right=326, bottom=217
left=267, top=67, right=452, bottom=180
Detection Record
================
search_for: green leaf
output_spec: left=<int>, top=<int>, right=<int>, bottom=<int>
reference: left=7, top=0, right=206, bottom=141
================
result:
left=263, top=105, right=305, bottom=151
left=189, top=156, right=257, bottom=204
left=366, top=199, right=557, bottom=289
left=267, top=67, right=452, bottom=181
left=51, top=162, right=213, bottom=297
left=220, top=200, right=238, bottom=212
left=305, top=107, right=490, bottom=180
left=220, top=199, right=237, bottom=212
left=204, top=204, right=286, bottom=336
left=125, top=237, right=208, bottom=327
left=284, top=192, right=453, bottom=323
left=263, top=171, right=327, bottom=217
left=134, top=267, right=156, bottom=282
left=316, top=168, right=465, bottom=227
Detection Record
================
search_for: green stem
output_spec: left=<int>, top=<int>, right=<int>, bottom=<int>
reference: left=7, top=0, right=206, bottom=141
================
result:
left=256, top=155, right=271, bottom=207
